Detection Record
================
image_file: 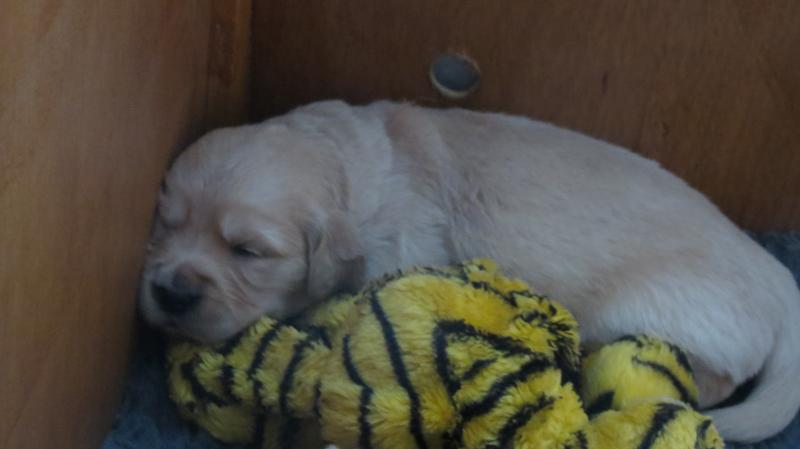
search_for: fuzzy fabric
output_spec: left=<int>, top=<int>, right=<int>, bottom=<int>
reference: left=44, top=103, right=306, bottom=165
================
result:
left=167, top=260, right=720, bottom=449
left=101, top=232, right=800, bottom=449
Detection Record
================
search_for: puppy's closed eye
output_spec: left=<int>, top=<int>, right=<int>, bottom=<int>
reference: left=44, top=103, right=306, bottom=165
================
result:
left=230, top=242, right=274, bottom=259
left=225, top=228, right=286, bottom=260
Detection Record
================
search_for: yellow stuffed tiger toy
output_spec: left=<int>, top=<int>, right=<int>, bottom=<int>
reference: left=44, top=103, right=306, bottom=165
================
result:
left=167, top=259, right=723, bottom=449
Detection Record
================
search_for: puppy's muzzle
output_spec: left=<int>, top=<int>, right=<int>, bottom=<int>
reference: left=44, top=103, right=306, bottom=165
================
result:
left=151, top=269, right=204, bottom=316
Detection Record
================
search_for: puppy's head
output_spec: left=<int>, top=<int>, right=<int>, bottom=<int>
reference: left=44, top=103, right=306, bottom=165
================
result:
left=139, top=124, right=364, bottom=342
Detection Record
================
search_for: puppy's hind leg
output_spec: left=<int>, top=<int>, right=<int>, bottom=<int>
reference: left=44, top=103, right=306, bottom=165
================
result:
left=688, top=353, right=737, bottom=408
left=573, top=262, right=772, bottom=414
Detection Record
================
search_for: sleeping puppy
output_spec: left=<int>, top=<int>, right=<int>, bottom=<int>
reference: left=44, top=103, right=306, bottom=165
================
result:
left=140, top=100, right=800, bottom=443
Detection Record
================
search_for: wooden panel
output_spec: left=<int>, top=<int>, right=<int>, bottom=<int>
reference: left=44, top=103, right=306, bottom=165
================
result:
left=0, top=1, right=212, bottom=448
left=252, top=0, right=800, bottom=230
left=205, top=0, right=252, bottom=128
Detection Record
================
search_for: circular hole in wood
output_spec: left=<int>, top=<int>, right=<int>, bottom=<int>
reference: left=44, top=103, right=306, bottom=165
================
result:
left=429, top=53, right=481, bottom=100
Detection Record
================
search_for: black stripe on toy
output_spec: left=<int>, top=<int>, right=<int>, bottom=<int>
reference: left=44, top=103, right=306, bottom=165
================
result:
left=518, top=310, right=580, bottom=387
left=575, top=430, right=588, bottom=449
left=441, top=433, right=458, bottom=449
left=462, top=358, right=496, bottom=381
left=221, top=364, right=238, bottom=403
left=181, top=360, right=226, bottom=407
left=248, top=325, right=283, bottom=376
left=432, top=320, right=537, bottom=396
left=585, top=390, right=615, bottom=416
left=616, top=335, right=643, bottom=347
left=547, top=303, right=558, bottom=316
left=496, top=394, right=555, bottom=448
left=633, top=356, right=697, bottom=407
left=248, top=325, right=283, bottom=406
left=343, top=335, right=374, bottom=449
left=636, top=403, right=682, bottom=449
left=312, top=381, right=323, bottom=419
left=279, top=416, right=301, bottom=449
left=412, top=265, right=494, bottom=285
left=664, top=341, right=694, bottom=375
left=555, top=344, right=581, bottom=388
left=459, top=357, right=552, bottom=419
left=453, top=356, right=553, bottom=443
left=438, top=320, right=537, bottom=356
left=563, top=431, right=587, bottom=449
left=519, top=310, right=549, bottom=324
left=468, top=280, right=519, bottom=306
left=464, top=277, right=536, bottom=308
left=433, top=324, right=461, bottom=396
left=456, top=266, right=471, bottom=283
left=519, top=311, right=575, bottom=336
left=617, top=335, right=694, bottom=377
left=250, top=410, right=268, bottom=449
left=279, top=329, right=329, bottom=414
left=505, top=289, right=539, bottom=303
left=695, top=419, right=712, bottom=449
left=279, top=338, right=311, bottom=414
left=306, top=325, right=332, bottom=348
left=369, top=292, right=429, bottom=449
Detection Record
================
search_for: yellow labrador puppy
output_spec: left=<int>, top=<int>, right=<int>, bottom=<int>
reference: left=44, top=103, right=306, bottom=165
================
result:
left=140, top=100, right=800, bottom=442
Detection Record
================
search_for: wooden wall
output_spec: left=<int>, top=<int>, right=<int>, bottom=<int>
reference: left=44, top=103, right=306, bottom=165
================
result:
left=252, top=0, right=800, bottom=230
left=0, top=1, right=247, bottom=448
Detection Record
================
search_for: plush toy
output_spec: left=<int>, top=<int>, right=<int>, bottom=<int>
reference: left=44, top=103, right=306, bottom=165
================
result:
left=167, top=259, right=723, bottom=449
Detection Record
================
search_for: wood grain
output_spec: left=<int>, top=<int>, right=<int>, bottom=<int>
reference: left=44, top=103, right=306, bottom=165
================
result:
left=252, top=0, right=800, bottom=230
left=0, top=1, right=211, bottom=448
left=205, top=0, right=252, bottom=128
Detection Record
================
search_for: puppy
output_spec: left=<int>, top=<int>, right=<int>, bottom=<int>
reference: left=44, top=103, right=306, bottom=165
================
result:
left=140, top=100, right=800, bottom=442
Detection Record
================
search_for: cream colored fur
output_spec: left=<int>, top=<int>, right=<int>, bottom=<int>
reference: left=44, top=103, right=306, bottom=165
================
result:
left=140, top=100, right=800, bottom=443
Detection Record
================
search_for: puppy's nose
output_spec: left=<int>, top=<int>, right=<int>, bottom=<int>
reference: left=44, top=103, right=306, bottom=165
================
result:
left=152, top=271, right=203, bottom=316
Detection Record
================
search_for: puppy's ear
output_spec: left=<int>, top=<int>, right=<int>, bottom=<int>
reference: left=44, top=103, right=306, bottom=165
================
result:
left=306, top=212, right=365, bottom=300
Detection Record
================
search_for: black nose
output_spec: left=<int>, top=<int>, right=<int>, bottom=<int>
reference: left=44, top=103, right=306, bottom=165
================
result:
left=152, top=272, right=203, bottom=316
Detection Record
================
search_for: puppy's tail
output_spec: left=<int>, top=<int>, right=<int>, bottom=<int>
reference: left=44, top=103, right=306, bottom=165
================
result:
left=708, top=288, right=800, bottom=443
